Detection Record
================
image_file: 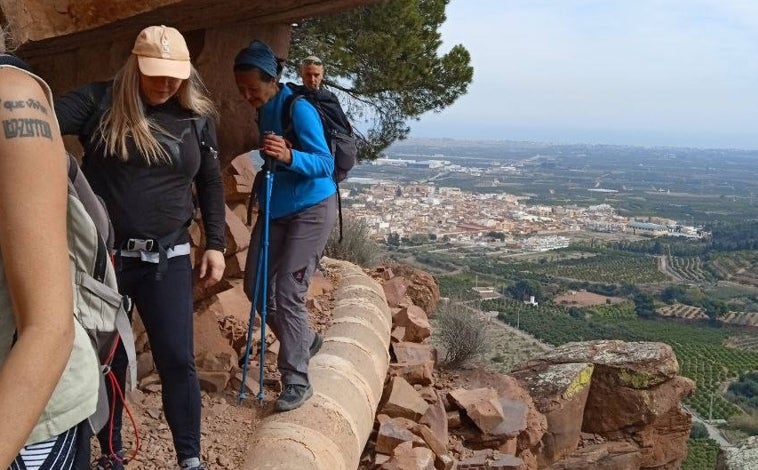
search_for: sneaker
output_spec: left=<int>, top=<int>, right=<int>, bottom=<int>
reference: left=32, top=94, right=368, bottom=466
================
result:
left=275, top=383, right=314, bottom=412
left=178, top=457, right=208, bottom=470
left=179, top=463, right=207, bottom=470
left=309, top=333, right=323, bottom=357
left=93, top=452, right=125, bottom=470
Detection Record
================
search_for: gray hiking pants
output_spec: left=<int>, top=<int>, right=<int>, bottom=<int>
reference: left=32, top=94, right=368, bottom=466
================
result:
left=244, top=194, right=337, bottom=386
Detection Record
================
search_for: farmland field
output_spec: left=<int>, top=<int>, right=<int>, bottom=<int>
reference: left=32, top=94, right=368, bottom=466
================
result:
left=485, top=298, right=758, bottom=420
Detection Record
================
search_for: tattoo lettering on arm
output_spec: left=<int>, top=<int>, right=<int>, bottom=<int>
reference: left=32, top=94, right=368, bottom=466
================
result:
left=2, top=118, right=52, bottom=140
left=0, top=98, right=49, bottom=115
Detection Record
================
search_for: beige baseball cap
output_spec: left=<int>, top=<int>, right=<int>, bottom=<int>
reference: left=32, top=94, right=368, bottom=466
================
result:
left=132, top=25, right=191, bottom=79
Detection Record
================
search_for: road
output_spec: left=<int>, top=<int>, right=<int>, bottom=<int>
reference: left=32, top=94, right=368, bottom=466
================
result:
left=684, top=405, right=732, bottom=448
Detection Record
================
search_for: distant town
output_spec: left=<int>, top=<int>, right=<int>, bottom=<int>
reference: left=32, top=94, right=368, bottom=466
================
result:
left=343, top=155, right=707, bottom=251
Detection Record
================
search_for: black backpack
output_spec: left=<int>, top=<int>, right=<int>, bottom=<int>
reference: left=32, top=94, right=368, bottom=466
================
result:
left=282, top=83, right=357, bottom=183
left=282, top=84, right=358, bottom=242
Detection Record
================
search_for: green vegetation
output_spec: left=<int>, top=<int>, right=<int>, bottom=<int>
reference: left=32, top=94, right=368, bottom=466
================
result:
left=530, top=252, right=667, bottom=283
left=290, top=0, right=473, bottom=159
left=323, top=218, right=381, bottom=268
left=681, top=438, right=719, bottom=470
left=484, top=298, right=758, bottom=420
left=709, top=251, right=758, bottom=288
left=727, top=372, right=758, bottom=413
left=437, top=275, right=483, bottom=301
left=690, top=422, right=709, bottom=439
left=668, top=256, right=715, bottom=283
left=660, top=285, right=728, bottom=318
left=420, top=248, right=666, bottom=285
left=434, top=303, right=491, bottom=366
left=583, top=300, right=637, bottom=319
left=506, top=279, right=543, bottom=301
left=727, top=413, right=758, bottom=436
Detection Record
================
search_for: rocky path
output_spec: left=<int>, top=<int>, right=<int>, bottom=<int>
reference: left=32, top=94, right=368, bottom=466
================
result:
left=94, top=387, right=263, bottom=469
left=95, top=269, right=339, bottom=469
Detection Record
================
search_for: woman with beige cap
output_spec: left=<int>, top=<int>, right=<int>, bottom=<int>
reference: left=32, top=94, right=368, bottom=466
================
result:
left=55, top=25, right=225, bottom=470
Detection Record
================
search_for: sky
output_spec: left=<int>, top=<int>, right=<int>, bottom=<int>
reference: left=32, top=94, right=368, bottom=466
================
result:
left=408, top=0, right=758, bottom=150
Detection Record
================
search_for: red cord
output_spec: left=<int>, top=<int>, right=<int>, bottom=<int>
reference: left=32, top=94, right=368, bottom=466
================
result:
left=104, top=336, right=141, bottom=464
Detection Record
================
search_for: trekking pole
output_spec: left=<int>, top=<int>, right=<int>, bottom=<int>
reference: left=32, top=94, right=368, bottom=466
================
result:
left=238, top=157, right=275, bottom=405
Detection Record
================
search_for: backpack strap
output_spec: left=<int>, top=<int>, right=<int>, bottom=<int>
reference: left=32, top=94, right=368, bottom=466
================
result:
left=68, top=154, right=115, bottom=253
left=280, top=93, right=346, bottom=242
left=193, top=115, right=219, bottom=160
left=281, top=94, right=302, bottom=148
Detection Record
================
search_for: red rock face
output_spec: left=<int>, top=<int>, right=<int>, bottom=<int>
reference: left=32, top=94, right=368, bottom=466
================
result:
left=371, top=264, right=440, bottom=316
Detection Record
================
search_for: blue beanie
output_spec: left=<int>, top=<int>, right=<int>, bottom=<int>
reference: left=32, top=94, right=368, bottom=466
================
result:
left=234, top=39, right=278, bottom=77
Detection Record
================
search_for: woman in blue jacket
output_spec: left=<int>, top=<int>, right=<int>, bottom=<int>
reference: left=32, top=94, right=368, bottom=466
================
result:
left=234, top=40, right=337, bottom=412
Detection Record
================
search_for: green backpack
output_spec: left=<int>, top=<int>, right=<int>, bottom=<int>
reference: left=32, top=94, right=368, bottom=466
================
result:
left=67, top=154, right=137, bottom=432
left=0, top=53, right=137, bottom=434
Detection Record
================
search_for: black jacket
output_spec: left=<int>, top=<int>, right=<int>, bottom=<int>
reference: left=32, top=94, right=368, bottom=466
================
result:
left=55, top=82, right=225, bottom=252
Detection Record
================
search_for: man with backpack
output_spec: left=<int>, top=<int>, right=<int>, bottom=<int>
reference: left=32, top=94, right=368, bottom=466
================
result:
left=299, top=55, right=327, bottom=92
left=289, top=55, right=357, bottom=183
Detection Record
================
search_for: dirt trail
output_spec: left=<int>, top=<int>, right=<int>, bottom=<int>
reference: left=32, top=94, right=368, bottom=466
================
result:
left=100, top=270, right=338, bottom=468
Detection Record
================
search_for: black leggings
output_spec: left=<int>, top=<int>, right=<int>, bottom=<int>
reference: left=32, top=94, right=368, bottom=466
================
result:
left=97, top=255, right=200, bottom=462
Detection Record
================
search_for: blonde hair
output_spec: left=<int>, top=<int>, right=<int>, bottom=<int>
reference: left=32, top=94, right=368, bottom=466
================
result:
left=100, top=54, right=217, bottom=166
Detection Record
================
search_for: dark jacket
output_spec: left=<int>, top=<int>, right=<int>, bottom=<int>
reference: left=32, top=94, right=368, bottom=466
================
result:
left=55, top=82, right=225, bottom=252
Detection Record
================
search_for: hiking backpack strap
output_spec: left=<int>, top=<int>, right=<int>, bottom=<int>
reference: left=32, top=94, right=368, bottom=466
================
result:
left=67, top=157, right=137, bottom=432
left=68, top=154, right=114, bottom=252
left=281, top=94, right=345, bottom=242
left=193, top=116, right=219, bottom=158
left=0, top=53, right=32, bottom=71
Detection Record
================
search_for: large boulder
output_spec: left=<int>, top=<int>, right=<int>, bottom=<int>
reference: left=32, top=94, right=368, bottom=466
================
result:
left=511, top=362, right=594, bottom=467
left=370, top=265, right=440, bottom=316
left=717, top=436, right=758, bottom=470
left=520, top=340, right=680, bottom=388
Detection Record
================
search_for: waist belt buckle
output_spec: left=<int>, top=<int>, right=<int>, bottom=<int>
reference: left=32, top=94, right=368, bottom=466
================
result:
left=127, top=238, right=155, bottom=252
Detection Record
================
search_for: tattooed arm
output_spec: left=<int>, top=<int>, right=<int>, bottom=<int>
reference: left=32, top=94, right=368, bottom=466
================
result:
left=0, top=67, right=74, bottom=466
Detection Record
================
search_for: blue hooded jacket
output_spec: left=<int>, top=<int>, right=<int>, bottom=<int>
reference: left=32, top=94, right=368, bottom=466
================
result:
left=256, top=84, right=336, bottom=219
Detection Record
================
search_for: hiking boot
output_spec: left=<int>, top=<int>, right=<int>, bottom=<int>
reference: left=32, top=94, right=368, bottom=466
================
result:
left=275, top=383, right=313, bottom=412
left=93, top=452, right=125, bottom=470
left=309, top=333, right=323, bottom=357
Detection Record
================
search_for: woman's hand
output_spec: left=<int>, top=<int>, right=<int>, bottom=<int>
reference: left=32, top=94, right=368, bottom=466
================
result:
left=199, top=249, right=226, bottom=288
left=262, top=133, right=292, bottom=165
